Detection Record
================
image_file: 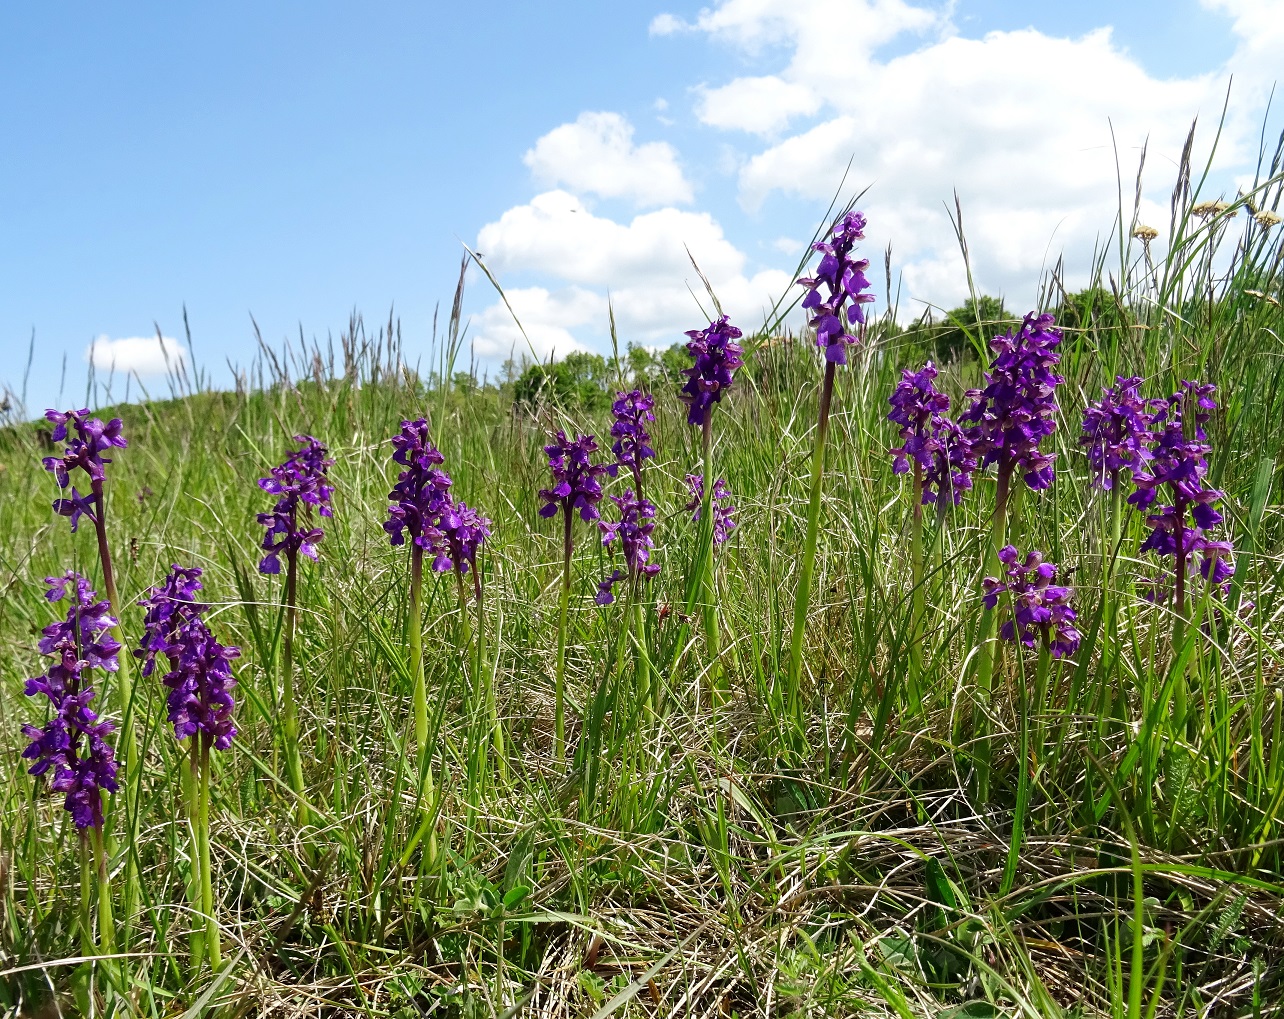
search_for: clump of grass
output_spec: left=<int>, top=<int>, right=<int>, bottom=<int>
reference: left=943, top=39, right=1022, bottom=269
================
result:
left=1, top=117, right=1283, bottom=1018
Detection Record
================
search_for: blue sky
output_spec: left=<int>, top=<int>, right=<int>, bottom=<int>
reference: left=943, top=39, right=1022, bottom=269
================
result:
left=1, top=0, right=1277, bottom=413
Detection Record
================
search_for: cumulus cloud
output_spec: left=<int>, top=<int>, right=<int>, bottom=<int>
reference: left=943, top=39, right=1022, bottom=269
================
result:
left=695, top=76, right=820, bottom=136
left=473, top=190, right=794, bottom=356
left=472, top=286, right=602, bottom=361
left=522, top=111, right=694, bottom=207
left=655, top=0, right=1270, bottom=310
left=85, top=334, right=186, bottom=376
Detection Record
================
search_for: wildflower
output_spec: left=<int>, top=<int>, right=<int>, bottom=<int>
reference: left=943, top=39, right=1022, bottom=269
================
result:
left=608, top=390, right=656, bottom=484
left=1129, top=382, right=1229, bottom=607
left=959, top=312, right=1064, bottom=491
left=596, top=569, right=626, bottom=606
left=257, top=435, right=334, bottom=574
left=796, top=210, right=876, bottom=365
left=385, top=419, right=454, bottom=550
left=1256, top=210, right=1282, bottom=229
left=982, top=546, right=1081, bottom=658
left=685, top=474, right=736, bottom=545
left=1132, top=224, right=1159, bottom=242
left=137, top=566, right=239, bottom=750
left=135, top=564, right=204, bottom=677
left=679, top=317, right=744, bottom=427
left=41, top=409, right=128, bottom=529
left=1191, top=200, right=1233, bottom=219
left=887, top=361, right=978, bottom=506
left=539, top=431, right=608, bottom=522
left=1079, top=376, right=1156, bottom=490
left=597, top=489, right=660, bottom=604
left=432, top=500, right=491, bottom=582
left=21, top=573, right=121, bottom=829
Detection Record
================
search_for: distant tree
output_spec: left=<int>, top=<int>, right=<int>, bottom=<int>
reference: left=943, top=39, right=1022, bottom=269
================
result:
left=932, top=295, right=1014, bottom=362
left=512, top=351, right=611, bottom=411
left=1058, top=287, right=1127, bottom=332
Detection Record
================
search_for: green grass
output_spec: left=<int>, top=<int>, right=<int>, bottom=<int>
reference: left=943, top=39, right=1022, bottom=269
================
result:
left=2, top=131, right=1284, bottom=1017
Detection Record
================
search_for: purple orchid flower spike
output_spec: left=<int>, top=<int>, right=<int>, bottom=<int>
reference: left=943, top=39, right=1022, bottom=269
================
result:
left=257, top=435, right=335, bottom=574
left=609, top=390, right=656, bottom=487
left=41, top=408, right=128, bottom=532
left=796, top=210, right=876, bottom=365
left=596, top=489, right=661, bottom=605
left=959, top=312, right=1064, bottom=492
left=433, top=499, right=492, bottom=602
left=1080, top=376, right=1157, bottom=491
left=685, top=474, right=736, bottom=546
left=385, top=418, right=454, bottom=551
left=887, top=361, right=978, bottom=507
left=539, top=431, right=608, bottom=522
left=680, top=317, right=744, bottom=427
left=21, top=572, right=121, bottom=829
left=137, top=565, right=240, bottom=751
left=1129, top=381, right=1231, bottom=610
left=982, top=546, right=1081, bottom=659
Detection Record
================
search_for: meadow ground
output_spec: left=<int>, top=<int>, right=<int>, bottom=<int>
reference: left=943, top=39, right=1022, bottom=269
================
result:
left=2, top=139, right=1284, bottom=1017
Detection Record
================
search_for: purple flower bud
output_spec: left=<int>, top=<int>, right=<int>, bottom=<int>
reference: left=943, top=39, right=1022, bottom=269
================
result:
left=137, top=566, right=240, bottom=750
left=385, top=419, right=454, bottom=551
left=680, top=317, right=744, bottom=427
left=982, top=546, right=1081, bottom=658
left=796, top=210, right=875, bottom=365
left=959, top=312, right=1064, bottom=491
left=21, top=572, right=120, bottom=829
left=257, top=435, right=334, bottom=575
left=887, top=361, right=978, bottom=506
left=1079, top=376, right=1157, bottom=490
left=539, top=431, right=608, bottom=523
left=685, top=475, right=736, bottom=545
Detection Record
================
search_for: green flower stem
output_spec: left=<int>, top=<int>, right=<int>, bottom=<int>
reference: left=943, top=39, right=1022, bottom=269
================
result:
left=409, top=545, right=427, bottom=763
left=406, top=544, right=438, bottom=866
left=480, top=572, right=506, bottom=780
left=282, top=548, right=306, bottom=818
left=1000, top=646, right=1046, bottom=896
left=199, top=737, right=220, bottom=971
left=633, top=593, right=653, bottom=721
left=907, top=466, right=925, bottom=715
left=184, top=741, right=205, bottom=974
left=1172, top=504, right=1192, bottom=736
left=701, top=416, right=723, bottom=700
left=79, top=834, right=94, bottom=958
left=974, top=461, right=1013, bottom=803
left=554, top=509, right=574, bottom=763
left=90, top=476, right=137, bottom=943
left=787, top=359, right=837, bottom=721
left=92, top=825, right=115, bottom=956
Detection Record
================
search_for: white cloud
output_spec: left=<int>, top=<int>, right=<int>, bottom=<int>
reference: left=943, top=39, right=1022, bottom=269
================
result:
left=648, top=12, right=687, bottom=36
left=473, top=190, right=796, bottom=355
left=695, top=76, right=820, bottom=135
left=659, top=0, right=942, bottom=55
left=522, top=111, right=694, bottom=207
left=85, top=334, right=186, bottom=376
left=472, top=286, right=602, bottom=361
left=654, top=0, right=1270, bottom=311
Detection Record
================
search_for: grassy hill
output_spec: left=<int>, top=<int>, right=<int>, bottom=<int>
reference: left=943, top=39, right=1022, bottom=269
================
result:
left=2, top=187, right=1284, bottom=1016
